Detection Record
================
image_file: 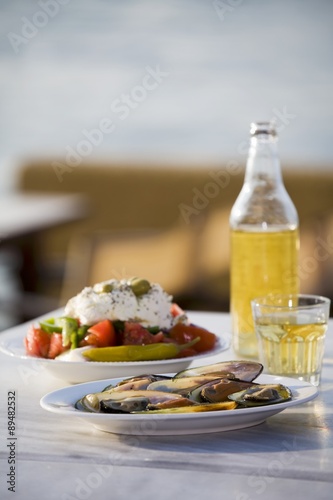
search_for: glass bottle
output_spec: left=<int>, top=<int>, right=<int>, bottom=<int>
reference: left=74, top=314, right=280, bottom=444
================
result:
left=230, top=121, right=300, bottom=357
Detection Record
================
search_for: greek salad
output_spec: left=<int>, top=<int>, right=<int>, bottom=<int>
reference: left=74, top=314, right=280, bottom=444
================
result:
left=24, top=278, right=218, bottom=362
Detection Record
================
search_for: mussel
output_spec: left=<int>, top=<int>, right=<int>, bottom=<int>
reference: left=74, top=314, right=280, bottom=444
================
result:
left=175, top=361, right=263, bottom=382
left=228, top=384, right=292, bottom=407
left=189, top=378, right=257, bottom=403
left=146, top=374, right=223, bottom=395
left=75, top=390, right=194, bottom=413
left=102, top=374, right=169, bottom=393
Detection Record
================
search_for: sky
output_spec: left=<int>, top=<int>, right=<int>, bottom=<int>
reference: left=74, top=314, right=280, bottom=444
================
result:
left=0, top=0, right=332, bottom=191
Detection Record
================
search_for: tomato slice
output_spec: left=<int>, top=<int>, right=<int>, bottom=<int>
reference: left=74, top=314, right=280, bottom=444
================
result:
left=122, top=322, right=166, bottom=345
left=84, top=320, right=116, bottom=347
left=24, top=325, right=51, bottom=358
left=48, top=333, right=68, bottom=359
left=169, top=323, right=217, bottom=353
left=170, top=303, right=185, bottom=317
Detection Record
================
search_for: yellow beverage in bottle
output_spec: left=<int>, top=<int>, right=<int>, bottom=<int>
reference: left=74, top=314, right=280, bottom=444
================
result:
left=230, top=228, right=299, bottom=357
left=255, top=320, right=327, bottom=382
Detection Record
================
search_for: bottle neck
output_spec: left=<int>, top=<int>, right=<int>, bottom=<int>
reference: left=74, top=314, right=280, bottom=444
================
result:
left=245, top=134, right=282, bottom=186
left=230, top=122, right=298, bottom=229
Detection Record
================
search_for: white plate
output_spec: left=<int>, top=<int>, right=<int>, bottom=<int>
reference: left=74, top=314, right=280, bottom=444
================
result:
left=40, top=374, right=318, bottom=435
left=0, top=315, right=229, bottom=384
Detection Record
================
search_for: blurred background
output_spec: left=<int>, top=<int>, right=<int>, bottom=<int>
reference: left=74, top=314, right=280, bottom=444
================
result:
left=0, top=0, right=332, bottom=330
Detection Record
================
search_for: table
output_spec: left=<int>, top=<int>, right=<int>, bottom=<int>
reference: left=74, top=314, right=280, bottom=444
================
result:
left=0, top=193, right=87, bottom=241
left=0, top=311, right=332, bottom=500
left=0, top=193, right=88, bottom=325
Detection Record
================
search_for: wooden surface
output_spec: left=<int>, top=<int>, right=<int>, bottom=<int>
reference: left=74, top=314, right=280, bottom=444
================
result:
left=0, top=193, right=87, bottom=241
left=0, top=311, right=332, bottom=500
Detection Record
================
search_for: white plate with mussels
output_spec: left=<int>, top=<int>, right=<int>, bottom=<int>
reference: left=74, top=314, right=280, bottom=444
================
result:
left=0, top=314, right=229, bottom=384
left=40, top=362, right=318, bottom=435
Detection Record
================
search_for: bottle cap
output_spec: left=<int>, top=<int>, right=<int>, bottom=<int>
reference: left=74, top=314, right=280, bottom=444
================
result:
left=250, top=121, right=277, bottom=137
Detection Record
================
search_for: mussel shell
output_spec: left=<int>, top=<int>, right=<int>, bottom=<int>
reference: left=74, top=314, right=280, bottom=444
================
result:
left=175, top=361, right=263, bottom=382
left=75, top=389, right=189, bottom=414
left=147, top=398, right=197, bottom=410
left=228, top=384, right=292, bottom=407
left=103, top=395, right=195, bottom=413
left=101, top=397, right=150, bottom=413
left=103, top=375, right=169, bottom=393
left=189, top=378, right=257, bottom=403
left=75, top=393, right=101, bottom=413
left=135, top=401, right=237, bottom=414
left=147, top=374, right=223, bottom=395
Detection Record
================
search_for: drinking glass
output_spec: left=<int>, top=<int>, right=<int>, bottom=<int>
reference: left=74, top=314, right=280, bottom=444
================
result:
left=251, top=294, right=331, bottom=386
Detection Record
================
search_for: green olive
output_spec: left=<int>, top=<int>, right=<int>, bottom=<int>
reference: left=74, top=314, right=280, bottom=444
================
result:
left=100, top=283, right=114, bottom=293
left=94, top=281, right=118, bottom=293
left=129, top=277, right=151, bottom=297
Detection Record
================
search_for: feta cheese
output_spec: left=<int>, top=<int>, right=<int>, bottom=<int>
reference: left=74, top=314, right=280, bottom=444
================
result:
left=64, top=279, right=186, bottom=329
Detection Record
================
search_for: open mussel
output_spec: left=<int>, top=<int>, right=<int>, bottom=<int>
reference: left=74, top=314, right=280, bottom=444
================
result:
left=146, top=374, right=223, bottom=395
left=175, top=361, right=263, bottom=382
left=102, top=374, right=170, bottom=393
left=228, top=384, right=292, bottom=407
left=189, top=378, right=257, bottom=403
left=75, top=389, right=194, bottom=413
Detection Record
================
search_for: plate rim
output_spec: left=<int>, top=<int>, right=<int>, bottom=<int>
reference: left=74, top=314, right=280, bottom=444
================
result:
left=0, top=324, right=230, bottom=367
left=40, top=373, right=319, bottom=420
